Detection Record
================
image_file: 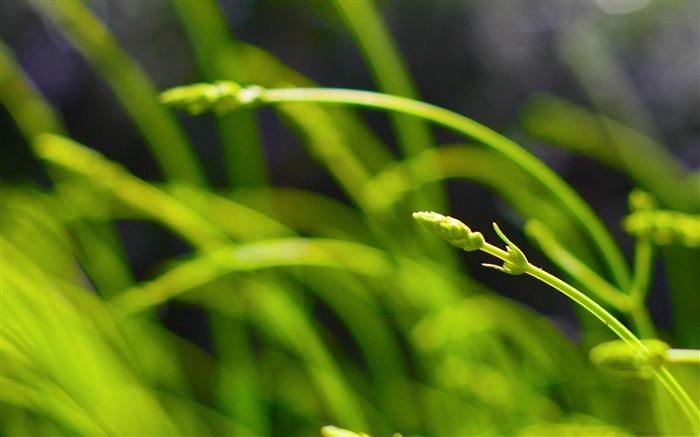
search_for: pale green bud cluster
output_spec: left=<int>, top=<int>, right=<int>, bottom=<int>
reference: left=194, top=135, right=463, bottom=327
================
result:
left=622, top=189, right=699, bottom=248
left=622, top=209, right=700, bottom=248
left=412, top=211, right=485, bottom=252
left=159, top=81, right=250, bottom=115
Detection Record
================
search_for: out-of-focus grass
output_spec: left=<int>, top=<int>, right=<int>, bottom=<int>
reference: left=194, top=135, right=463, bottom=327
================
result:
left=1, top=1, right=697, bottom=436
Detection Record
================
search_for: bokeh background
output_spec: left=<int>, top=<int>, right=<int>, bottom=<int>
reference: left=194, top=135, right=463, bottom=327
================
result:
left=2, top=0, right=698, bottom=345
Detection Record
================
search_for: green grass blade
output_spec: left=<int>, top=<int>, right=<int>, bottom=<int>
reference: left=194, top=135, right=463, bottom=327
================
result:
left=1, top=239, right=185, bottom=435
left=258, top=86, right=631, bottom=289
left=171, top=0, right=267, bottom=188
left=28, top=0, right=206, bottom=186
left=33, top=133, right=228, bottom=251
left=521, top=94, right=697, bottom=212
left=235, top=42, right=394, bottom=174
left=333, top=0, right=455, bottom=267
left=0, top=47, right=135, bottom=296
left=0, top=42, right=65, bottom=137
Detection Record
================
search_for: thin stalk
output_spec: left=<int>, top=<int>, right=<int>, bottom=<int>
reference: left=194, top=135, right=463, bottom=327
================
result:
left=412, top=212, right=698, bottom=432
left=333, top=0, right=455, bottom=268
left=171, top=0, right=267, bottom=188
left=478, top=245, right=698, bottom=432
left=0, top=45, right=135, bottom=297
left=257, top=87, right=631, bottom=289
left=333, top=0, right=433, bottom=158
left=0, top=42, right=66, bottom=137
left=615, top=237, right=658, bottom=358
left=525, top=220, right=630, bottom=311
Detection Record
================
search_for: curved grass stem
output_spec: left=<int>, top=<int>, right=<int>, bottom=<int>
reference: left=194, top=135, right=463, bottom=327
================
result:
left=413, top=212, right=699, bottom=432
left=255, top=87, right=630, bottom=289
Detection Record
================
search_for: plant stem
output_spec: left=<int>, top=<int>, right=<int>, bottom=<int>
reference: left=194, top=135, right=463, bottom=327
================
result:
left=415, top=211, right=697, bottom=431
left=628, top=238, right=658, bottom=338
left=478, top=242, right=698, bottom=432
left=29, top=0, right=206, bottom=186
left=172, top=0, right=267, bottom=189
left=666, top=349, right=700, bottom=365
left=257, top=87, right=631, bottom=290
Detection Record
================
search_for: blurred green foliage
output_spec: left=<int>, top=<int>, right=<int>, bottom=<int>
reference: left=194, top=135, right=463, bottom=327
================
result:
left=1, top=1, right=698, bottom=435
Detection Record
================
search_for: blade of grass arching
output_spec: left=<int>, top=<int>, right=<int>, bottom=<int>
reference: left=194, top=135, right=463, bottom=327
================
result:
left=163, top=184, right=297, bottom=240
left=333, top=1, right=456, bottom=268
left=235, top=42, right=394, bottom=174
left=255, top=86, right=631, bottom=290
left=0, top=42, right=65, bottom=137
left=274, top=102, right=415, bottom=255
left=0, top=47, right=135, bottom=296
left=521, top=94, right=697, bottom=212
left=33, top=133, right=228, bottom=251
left=110, top=238, right=394, bottom=314
left=1, top=239, right=186, bottom=435
left=363, top=145, right=603, bottom=272
left=171, top=0, right=267, bottom=188
left=28, top=0, right=206, bottom=186
left=291, top=269, right=419, bottom=432
left=332, top=1, right=445, bottom=206
left=230, top=187, right=376, bottom=244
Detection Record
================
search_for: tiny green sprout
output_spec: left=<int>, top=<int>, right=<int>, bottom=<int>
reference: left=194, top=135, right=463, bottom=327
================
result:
left=482, top=222, right=528, bottom=275
left=412, top=211, right=485, bottom=251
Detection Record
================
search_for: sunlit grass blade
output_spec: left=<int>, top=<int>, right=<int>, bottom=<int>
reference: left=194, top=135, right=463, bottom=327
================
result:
left=0, top=42, right=65, bottom=137
left=521, top=94, right=697, bottom=211
left=234, top=42, right=394, bottom=174
left=230, top=187, right=376, bottom=244
left=333, top=0, right=451, bottom=221
left=33, top=133, right=228, bottom=251
left=1, top=239, right=185, bottom=435
left=110, top=238, right=395, bottom=314
left=0, top=48, right=135, bottom=296
left=171, top=0, right=266, bottom=188
left=28, top=0, right=206, bottom=186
